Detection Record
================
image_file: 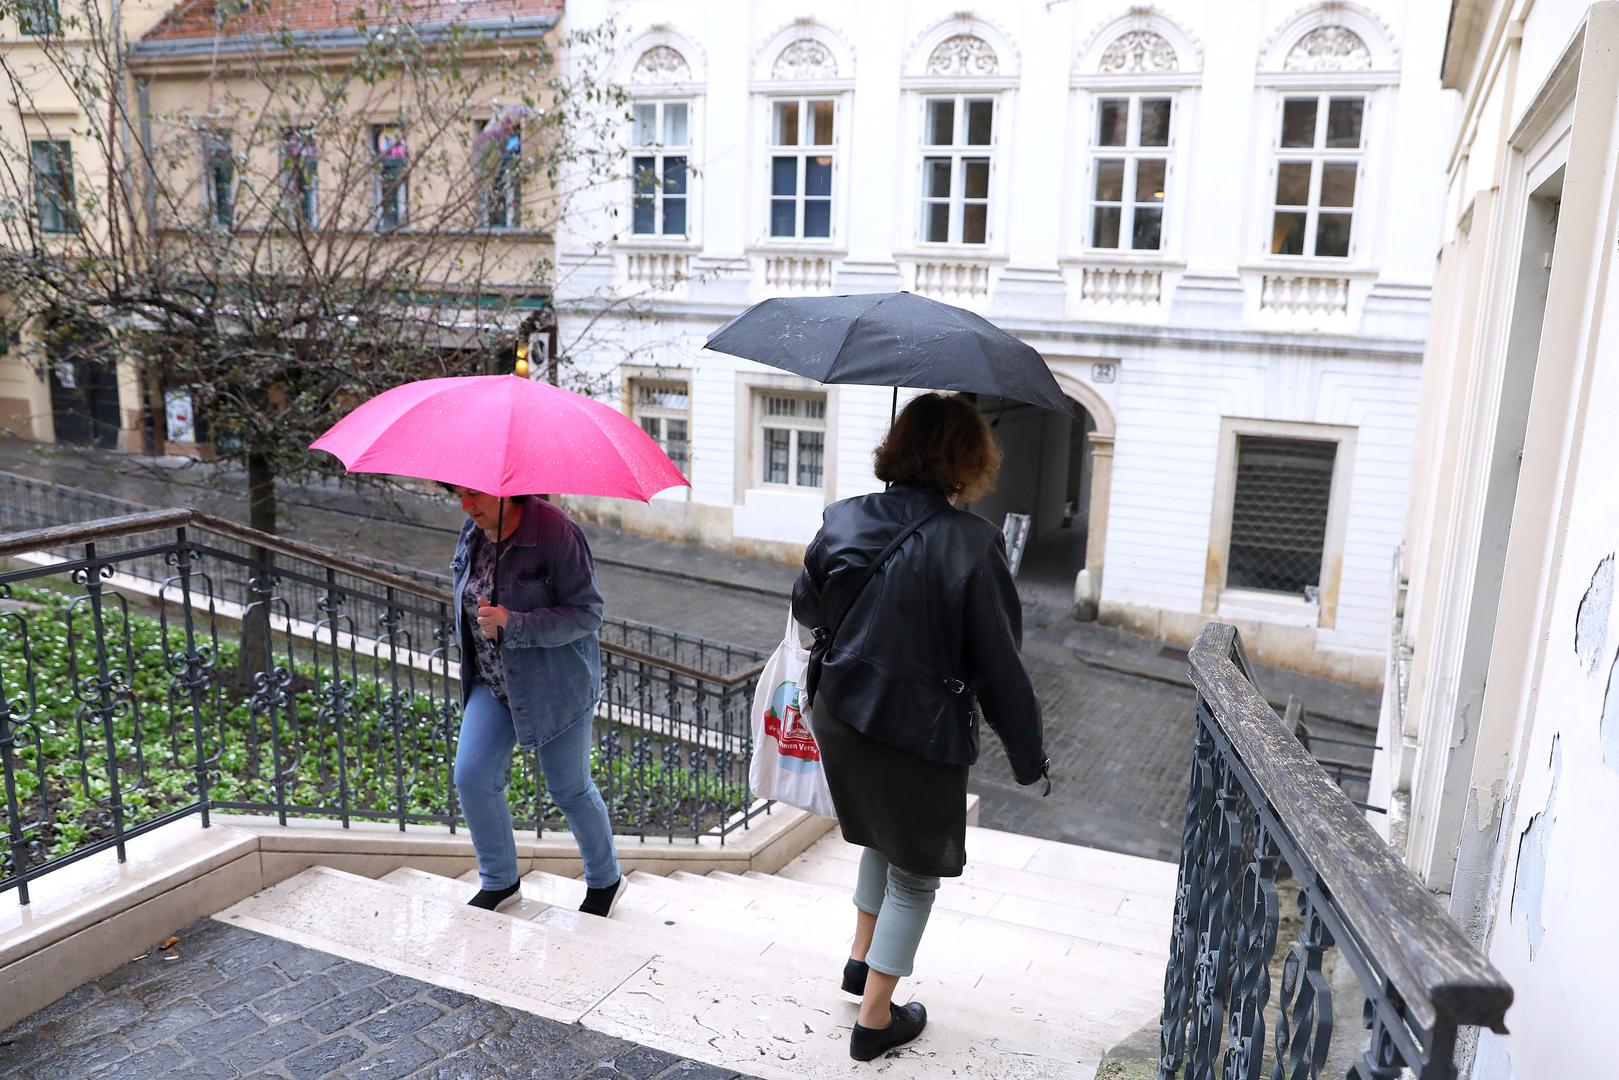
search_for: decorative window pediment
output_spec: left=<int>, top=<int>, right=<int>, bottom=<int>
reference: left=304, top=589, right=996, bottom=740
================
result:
left=633, top=45, right=691, bottom=84
left=773, top=38, right=837, bottom=80
left=1100, top=30, right=1179, bottom=74
left=1283, top=26, right=1372, bottom=72
left=927, top=35, right=998, bottom=77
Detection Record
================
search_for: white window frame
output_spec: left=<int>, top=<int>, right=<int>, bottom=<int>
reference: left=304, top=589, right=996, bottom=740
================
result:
left=1204, top=417, right=1356, bottom=629
left=629, top=99, right=691, bottom=239
left=918, top=94, right=997, bottom=247
left=1086, top=94, right=1174, bottom=252
left=1268, top=93, right=1366, bottom=260
left=766, top=96, right=837, bottom=242
left=754, top=390, right=827, bottom=491
left=629, top=376, right=691, bottom=475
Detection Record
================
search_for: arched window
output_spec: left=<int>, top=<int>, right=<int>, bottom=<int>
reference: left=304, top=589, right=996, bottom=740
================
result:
left=1073, top=14, right=1202, bottom=259
left=754, top=23, right=853, bottom=246
left=1256, top=6, right=1399, bottom=265
left=624, top=38, right=701, bottom=240
left=906, top=26, right=1013, bottom=248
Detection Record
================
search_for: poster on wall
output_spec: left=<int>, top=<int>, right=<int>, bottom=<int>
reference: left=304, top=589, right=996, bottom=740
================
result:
left=165, top=389, right=196, bottom=444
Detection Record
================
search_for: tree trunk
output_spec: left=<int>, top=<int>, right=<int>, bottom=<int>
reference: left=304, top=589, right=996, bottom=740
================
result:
left=239, top=449, right=277, bottom=686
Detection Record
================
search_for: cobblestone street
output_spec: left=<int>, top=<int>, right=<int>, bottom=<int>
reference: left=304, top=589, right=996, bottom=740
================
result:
left=0, top=920, right=754, bottom=1080
left=0, top=441, right=1378, bottom=862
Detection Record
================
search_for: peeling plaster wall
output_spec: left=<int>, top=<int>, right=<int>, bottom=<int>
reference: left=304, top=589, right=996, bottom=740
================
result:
left=1466, top=5, right=1619, bottom=1066
left=1384, top=3, right=1619, bottom=1077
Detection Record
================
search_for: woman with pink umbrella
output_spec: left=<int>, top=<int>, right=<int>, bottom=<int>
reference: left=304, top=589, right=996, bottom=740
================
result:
left=312, top=370, right=688, bottom=917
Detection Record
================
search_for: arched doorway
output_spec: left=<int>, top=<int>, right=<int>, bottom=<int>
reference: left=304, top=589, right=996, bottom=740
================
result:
left=967, top=373, right=1116, bottom=620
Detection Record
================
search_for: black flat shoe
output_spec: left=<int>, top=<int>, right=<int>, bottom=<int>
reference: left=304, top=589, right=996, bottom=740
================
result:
left=579, top=876, right=627, bottom=918
left=467, top=881, right=521, bottom=911
left=849, top=1001, right=927, bottom=1061
left=842, top=958, right=869, bottom=995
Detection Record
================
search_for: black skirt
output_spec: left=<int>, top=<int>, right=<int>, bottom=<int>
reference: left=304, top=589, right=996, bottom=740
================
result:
left=810, top=707, right=968, bottom=878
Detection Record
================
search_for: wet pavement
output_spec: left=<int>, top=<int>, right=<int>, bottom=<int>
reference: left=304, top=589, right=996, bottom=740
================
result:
left=0, top=919, right=756, bottom=1080
left=0, top=439, right=1379, bottom=862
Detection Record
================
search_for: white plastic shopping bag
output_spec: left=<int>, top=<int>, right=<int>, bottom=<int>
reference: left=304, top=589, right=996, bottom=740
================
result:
left=747, top=611, right=837, bottom=819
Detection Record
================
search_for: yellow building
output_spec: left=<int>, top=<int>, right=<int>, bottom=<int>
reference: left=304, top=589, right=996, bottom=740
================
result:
left=2, top=0, right=566, bottom=455
left=0, top=0, right=171, bottom=448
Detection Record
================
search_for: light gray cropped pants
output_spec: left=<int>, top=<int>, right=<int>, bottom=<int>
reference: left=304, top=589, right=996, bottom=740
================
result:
left=852, top=847, right=941, bottom=978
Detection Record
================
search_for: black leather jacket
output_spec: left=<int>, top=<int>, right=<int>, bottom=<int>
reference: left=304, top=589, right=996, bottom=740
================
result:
left=791, top=484, right=1048, bottom=784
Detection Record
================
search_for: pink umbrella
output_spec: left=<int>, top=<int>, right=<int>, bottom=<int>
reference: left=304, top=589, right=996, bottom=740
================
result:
left=312, top=375, right=688, bottom=614
left=310, top=374, right=689, bottom=501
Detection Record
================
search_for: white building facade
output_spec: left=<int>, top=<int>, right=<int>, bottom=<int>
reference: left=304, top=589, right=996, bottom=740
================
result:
left=554, top=0, right=1455, bottom=684
left=1372, top=1, right=1619, bottom=1074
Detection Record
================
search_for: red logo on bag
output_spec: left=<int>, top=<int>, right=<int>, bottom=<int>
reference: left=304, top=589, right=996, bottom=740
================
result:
left=764, top=681, right=821, bottom=762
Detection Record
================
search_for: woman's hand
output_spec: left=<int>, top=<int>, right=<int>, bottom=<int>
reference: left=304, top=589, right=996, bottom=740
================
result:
left=475, top=597, right=510, bottom=640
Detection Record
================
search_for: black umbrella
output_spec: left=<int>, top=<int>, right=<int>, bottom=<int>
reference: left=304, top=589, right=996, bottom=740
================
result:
left=703, top=292, right=1074, bottom=417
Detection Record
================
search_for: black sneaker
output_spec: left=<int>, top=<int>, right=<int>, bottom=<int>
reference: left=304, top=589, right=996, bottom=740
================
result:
left=849, top=1001, right=927, bottom=1061
left=579, top=876, right=626, bottom=918
left=466, top=881, right=521, bottom=912
left=841, top=958, right=869, bottom=995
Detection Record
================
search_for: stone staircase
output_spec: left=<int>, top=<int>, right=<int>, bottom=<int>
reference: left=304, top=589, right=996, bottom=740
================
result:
left=215, top=825, right=1177, bottom=1079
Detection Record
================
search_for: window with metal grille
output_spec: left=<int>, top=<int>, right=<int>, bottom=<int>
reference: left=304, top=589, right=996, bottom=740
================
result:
left=632, top=378, right=690, bottom=475
left=1227, top=436, right=1336, bottom=597
left=756, top=392, right=825, bottom=489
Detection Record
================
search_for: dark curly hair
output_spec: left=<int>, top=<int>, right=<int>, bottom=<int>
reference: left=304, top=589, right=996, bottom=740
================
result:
left=872, top=392, right=1001, bottom=502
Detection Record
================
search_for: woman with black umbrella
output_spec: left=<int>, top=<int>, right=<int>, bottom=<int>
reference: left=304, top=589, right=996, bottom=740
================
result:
left=791, top=392, right=1051, bottom=1061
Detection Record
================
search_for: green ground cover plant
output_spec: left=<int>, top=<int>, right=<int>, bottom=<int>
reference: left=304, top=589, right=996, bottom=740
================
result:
left=1, top=583, right=750, bottom=876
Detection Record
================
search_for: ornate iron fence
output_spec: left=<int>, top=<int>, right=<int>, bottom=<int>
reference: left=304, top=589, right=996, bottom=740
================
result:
left=1, top=509, right=768, bottom=907
left=0, top=470, right=769, bottom=683
left=1160, top=624, right=1511, bottom=1080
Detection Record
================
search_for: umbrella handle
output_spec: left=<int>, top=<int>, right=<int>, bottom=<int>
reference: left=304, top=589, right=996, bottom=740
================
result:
left=493, top=499, right=504, bottom=646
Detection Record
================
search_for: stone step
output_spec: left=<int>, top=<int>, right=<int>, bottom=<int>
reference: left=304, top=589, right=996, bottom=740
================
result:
left=775, top=854, right=1171, bottom=955
left=222, top=866, right=1121, bottom=1078
left=614, top=870, right=1164, bottom=1005
left=797, top=828, right=1180, bottom=905
left=215, top=866, right=649, bottom=1026
left=736, top=852, right=1178, bottom=929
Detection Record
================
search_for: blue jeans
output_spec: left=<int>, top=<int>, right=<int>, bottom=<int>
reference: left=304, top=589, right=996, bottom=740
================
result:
left=852, top=847, right=940, bottom=978
left=455, top=682, right=621, bottom=890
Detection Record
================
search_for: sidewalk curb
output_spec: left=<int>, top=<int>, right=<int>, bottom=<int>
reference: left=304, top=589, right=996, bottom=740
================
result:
left=591, top=553, right=793, bottom=602
left=1070, top=650, right=1378, bottom=732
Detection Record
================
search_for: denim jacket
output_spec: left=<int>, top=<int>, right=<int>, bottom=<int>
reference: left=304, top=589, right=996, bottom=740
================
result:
left=451, top=499, right=604, bottom=748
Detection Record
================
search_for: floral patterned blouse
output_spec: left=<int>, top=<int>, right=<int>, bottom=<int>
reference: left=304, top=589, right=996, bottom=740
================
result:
left=461, top=529, right=509, bottom=707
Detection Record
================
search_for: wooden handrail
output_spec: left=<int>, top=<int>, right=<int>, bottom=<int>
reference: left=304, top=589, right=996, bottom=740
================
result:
left=1186, top=622, right=1512, bottom=1038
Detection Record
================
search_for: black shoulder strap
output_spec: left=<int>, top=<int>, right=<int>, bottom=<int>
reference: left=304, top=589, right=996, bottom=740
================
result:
left=817, top=502, right=949, bottom=650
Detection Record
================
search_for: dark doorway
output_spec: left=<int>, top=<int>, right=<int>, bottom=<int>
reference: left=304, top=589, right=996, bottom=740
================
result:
left=968, top=393, right=1094, bottom=616
left=49, top=357, right=120, bottom=449
left=45, top=314, right=120, bottom=449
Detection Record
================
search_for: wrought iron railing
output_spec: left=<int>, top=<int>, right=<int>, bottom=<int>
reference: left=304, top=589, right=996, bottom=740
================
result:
left=1, top=508, right=768, bottom=907
left=1160, top=624, right=1511, bottom=1080
left=0, top=469, right=768, bottom=682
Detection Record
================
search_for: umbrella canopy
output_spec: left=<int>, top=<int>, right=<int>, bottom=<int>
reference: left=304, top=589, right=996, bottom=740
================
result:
left=703, top=291, right=1073, bottom=415
left=310, top=374, right=689, bottom=501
